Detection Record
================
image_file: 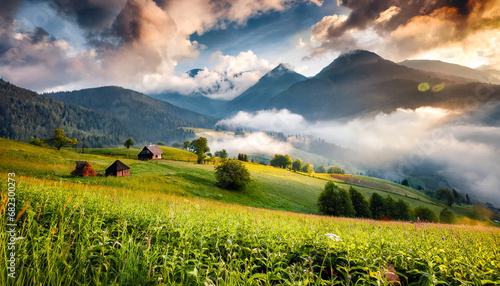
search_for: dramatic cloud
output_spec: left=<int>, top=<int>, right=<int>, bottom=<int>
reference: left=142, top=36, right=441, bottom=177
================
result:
left=145, top=50, right=273, bottom=99
left=309, top=0, right=500, bottom=67
left=0, top=0, right=321, bottom=93
left=217, top=107, right=500, bottom=205
left=195, top=129, right=293, bottom=157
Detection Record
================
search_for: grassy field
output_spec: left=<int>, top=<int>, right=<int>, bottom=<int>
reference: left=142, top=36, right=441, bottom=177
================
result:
left=1, top=138, right=499, bottom=285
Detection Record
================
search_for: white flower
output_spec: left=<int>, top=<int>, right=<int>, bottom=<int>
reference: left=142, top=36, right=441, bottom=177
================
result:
left=325, top=233, right=342, bottom=242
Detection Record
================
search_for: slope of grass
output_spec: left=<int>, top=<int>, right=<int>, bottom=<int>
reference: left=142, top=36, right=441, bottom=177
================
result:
left=1, top=175, right=499, bottom=285
left=0, top=138, right=465, bottom=217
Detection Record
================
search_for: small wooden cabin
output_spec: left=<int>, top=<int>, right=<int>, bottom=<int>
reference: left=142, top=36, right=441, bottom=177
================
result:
left=138, top=145, right=163, bottom=160
left=106, top=160, right=130, bottom=177
left=71, top=161, right=97, bottom=177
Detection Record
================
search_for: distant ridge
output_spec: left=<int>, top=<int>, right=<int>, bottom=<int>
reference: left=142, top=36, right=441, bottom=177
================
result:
left=223, top=63, right=307, bottom=115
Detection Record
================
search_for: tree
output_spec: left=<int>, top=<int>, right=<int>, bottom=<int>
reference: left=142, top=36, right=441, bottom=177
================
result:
left=269, top=154, right=292, bottom=169
left=292, top=159, right=302, bottom=172
left=214, top=149, right=228, bottom=159
left=370, top=193, right=387, bottom=220
left=414, top=206, right=438, bottom=222
left=215, top=159, right=251, bottom=190
left=348, top=187, right=371, bottom=218
left=385, top=195, right=397, bottom=219
left=466, top=193, right=471, bottom=205
left=188, top=137, right=210, bottom=164
left=183, top=140, right=190, bottom=150
left=29, top=136, right=45, bottom=147
left=436, top=188, right=454, bottom=207
left=394, top=199, right=413, bottom=221
left=401, top=178, right=410, bottom=187
left=315, top=165, right=327, bottom=173
left=317, top=182, right=355, bottom=217
left=44, top=129, right=77, bottom=150
left=237, top=153, right=248, bottom=162
left=327, top=166, right=345, bottom=174
left=439, top=208, right=456, bottom=224
left=124, top=137, right=135, bottom=149
left=301, top=163, right=312, bottom=173
left=157, top=141, right=166, bottom=146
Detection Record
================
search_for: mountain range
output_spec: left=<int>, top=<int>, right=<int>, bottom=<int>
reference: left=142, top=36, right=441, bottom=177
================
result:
left=150, top=50, right=500, bottom=121
left=0, top=81, right=217, bottom=147
left=3, top=49, right=500, bottom=146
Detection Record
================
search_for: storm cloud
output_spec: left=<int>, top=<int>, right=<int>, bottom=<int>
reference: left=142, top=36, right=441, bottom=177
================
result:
left=309, top=0, right=500, bottom=67
left=0, top=0, right=322, bottom=93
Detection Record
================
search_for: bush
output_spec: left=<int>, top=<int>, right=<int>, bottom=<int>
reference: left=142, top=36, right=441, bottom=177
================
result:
left=327, top=166, right=345, bottom=174
left=215, top=160, right=251, bottom=190
left=414, top=206, right=438, bottom=223
left=301, top=163, right=312, bottom=173
left=292, top=159, right=302, bottom=172
left=270, top=154, right=292, bottom=169
left=439, top=208, right=456, bottom=224
left=315, top=165, right=327, bottom=173
left=318, top=182, right=355, bottom=217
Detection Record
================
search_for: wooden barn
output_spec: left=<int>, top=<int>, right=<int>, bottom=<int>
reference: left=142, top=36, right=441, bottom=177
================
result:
left=71, top=161, right=97, bottom=177
left=138, top=145, right=163, bottom=160
left=106, top=160, right=130, bottom=177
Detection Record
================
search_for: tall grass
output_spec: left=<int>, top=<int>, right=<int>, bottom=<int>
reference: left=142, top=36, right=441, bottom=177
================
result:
left=1, top=176, right=500, bottom=285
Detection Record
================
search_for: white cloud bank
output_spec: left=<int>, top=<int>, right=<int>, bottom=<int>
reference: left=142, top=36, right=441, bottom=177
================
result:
left=217, top=108, right=500, bottom=205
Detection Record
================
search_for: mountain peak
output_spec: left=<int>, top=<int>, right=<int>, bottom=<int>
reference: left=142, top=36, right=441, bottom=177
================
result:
left=265, top=63, right=296, bottom=79
left=186, top=68, right=204, bottom=78
left=316, top=50, right=384, bottom=79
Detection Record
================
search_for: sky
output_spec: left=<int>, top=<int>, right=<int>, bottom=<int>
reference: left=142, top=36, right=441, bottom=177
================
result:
left=0, top=0, right=499, bottom=98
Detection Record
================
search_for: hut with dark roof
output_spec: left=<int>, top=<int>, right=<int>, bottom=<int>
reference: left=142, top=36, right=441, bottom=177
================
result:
left=71, top=161, right=97, bottom=177
left=106, top=160, right=130, bottom=177
left=138, top=145, right=163, bottom=160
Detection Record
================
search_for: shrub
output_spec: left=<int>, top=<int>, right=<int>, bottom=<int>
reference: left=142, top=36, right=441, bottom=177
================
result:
left=315, top=165, right=327, bottom=173
left=301, top=163, right=312, bottom=173
left=292, top=159, right=302, bottom=172
left=215, top=159, right=251, bottom=190
left=439, top=208, right=456, bottom=224
left=327, top=166, right=345, bottom=174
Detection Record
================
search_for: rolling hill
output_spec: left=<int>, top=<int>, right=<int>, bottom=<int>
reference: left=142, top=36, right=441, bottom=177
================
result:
left=0, top=79, right=126, bottom=146
left=0, top=137, right=463, bottom=216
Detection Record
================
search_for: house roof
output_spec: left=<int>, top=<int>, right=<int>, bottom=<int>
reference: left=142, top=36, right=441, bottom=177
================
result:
left=141, top=145, right=163, bottom=155
left=106, top=160, right=130, bottom=173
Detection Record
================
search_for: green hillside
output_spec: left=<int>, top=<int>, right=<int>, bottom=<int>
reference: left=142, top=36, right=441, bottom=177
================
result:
left=1, top=138, right=499, bottom=285
left=0, top=138, right=468, bottom=217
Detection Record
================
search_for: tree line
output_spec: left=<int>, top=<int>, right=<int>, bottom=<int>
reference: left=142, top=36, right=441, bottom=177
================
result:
left=269, top=154, right=345, bottom=175
left=318, top=182, right=456, bottom=224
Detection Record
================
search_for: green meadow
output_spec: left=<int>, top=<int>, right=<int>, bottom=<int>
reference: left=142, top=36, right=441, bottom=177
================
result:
left=1, top=138, right=499, bottom=285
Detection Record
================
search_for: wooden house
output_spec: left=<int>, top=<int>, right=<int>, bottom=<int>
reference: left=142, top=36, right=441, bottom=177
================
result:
left=71, top=161, right=97, bottom=177
left=106, top=160, right=130, bottom=177
left=138, top=145, right=163, bottom=160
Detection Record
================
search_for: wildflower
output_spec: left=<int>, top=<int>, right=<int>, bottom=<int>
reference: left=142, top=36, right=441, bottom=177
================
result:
left=325, top=233, right=342, bottom=241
